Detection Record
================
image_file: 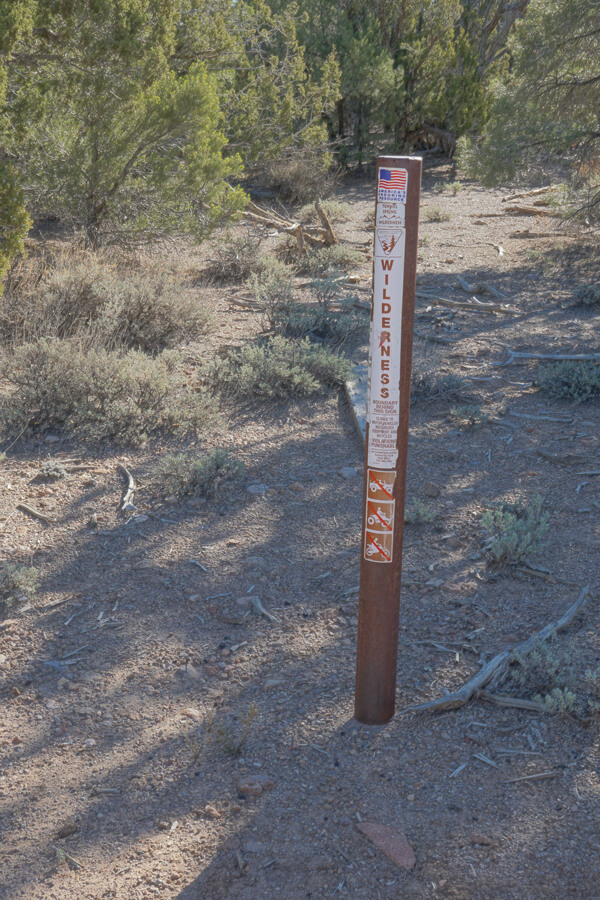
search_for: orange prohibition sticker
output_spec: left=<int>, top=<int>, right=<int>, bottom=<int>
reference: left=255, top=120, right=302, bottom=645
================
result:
left=364, top=469, right=396, bottom=563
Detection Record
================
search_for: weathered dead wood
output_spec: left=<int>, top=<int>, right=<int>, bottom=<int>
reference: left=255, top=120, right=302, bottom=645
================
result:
left=242, top=199, right=337, bottom=259
left=117, top=463, right=135, bottom=511
left=315, top=199, right=337, bottom=245
left=502, top=186, right=557, bottom=203
left=537, top=449, right=590, bottom=465
left=479, top=691, right=547, bottom=711
left=418, top=294, right=516, bottom=314
left=494, top=349, right=600, bottom=366
left=399, top=585, right=590, bottom=714
left=17, top=502, right=54, bottom=524
left=504, top=205, right=556, bottom=217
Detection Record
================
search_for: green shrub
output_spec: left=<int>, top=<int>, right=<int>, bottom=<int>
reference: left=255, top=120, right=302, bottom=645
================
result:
left=298, top=244, right=363, bottom=276
left=203, top=703, right=258, bottom=756
left=422, top=206, right=451, bottom=223
left=537, top=360, right=600, bottom=402
left=266, top=297, right=365, bottom=346
left=573, top=284, right=600, bottom=306
left=411, top=371, right=470, bottom=403
left=249, top=258, right=295, bottom=308
left=481, top=495, right=549, bottom=564
left=404, top=499, right=434, bottom=525
left=152, top=449, right=243, bottom=497
left=449, top=404, right=489, bottom=427
left=508, top=639, right=597, bottom=717
left=297, top=199, right=353, bottom=223
left=0, top=564, right=41, bottom=614
left=1, top=340, right=215, bottom=445
left=259, top=146, right=335, bottom=203
left=204, top=233, right=263, bottom=283
left=253, top=266, right=365, bottom=347
left=2, top=249, right=210, bottom=351
left=211, top=335, right=352, bottom=400
left=39, top=460, right=67, bottom=479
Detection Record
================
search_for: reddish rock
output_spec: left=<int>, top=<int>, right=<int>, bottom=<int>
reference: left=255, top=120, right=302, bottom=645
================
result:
left=357, top=822, right=416, bottom=870
left=471, top=833, right=493, bottom=846
left=237, top=774, right=275, bottom=798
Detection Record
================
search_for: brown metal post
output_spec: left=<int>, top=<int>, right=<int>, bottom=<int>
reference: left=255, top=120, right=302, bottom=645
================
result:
left=355, top=155, right=422, bottom=725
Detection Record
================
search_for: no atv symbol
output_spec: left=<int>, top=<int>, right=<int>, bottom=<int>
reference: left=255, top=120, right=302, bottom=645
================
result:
left=364, top=469, right=396, bottom=563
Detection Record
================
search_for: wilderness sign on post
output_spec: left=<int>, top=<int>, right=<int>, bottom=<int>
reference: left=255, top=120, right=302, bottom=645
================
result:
left=355, top=156, right=422, bottom=725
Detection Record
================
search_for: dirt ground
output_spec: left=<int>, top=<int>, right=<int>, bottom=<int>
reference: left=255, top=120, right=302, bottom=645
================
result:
left=2, top=159, right=600, bottom=900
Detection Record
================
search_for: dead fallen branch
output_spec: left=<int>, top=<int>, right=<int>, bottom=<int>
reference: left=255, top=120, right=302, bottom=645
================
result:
left=117, top=463, right=135, bottom=511
left=503, top=205, right=555, bottom=217
left=502, top=186, right=557, bottom=203
left=399, top=585, right=590, bottom=714
left=17, top=502, right=54, bottom=524
left=242, top=199, right=338, bottom=258
left=479, top=691, right=546, bottom=712
left=418, top=293, right=516, bottom=315
left=494, top=350, right=600, bottom=366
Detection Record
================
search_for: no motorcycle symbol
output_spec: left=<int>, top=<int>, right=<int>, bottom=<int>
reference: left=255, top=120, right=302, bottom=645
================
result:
left=364, top=468, right=396, bottom=563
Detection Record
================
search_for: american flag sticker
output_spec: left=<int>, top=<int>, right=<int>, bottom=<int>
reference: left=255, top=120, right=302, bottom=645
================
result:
left=378, top=167, right=408, bottom=203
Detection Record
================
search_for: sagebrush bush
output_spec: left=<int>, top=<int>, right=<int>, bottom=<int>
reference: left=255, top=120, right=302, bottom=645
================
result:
left=404, top=499, right=434, bottom=525
left=2, top=249, right=210, bottom=351
left=297, top=199, right=353, bottom=223
left=573, top=284, right=600, bottom=305
left=266, top=297, right=365, bottom=346
left=298, top=244, right=363, bottom=276
left=249, top=258, right=295, bottom=308
left=253, top=264, right=365, bottom=346
left=537, top=360, right=600, bottom=402
left=211, top=335, right=352, bottom=400
left=1, top=340, right=216, bottom=445
left=422, top=206, right=451, bottom=223
left=449, top=404, right=489, bottom=427
left=411, top=371, right=470, bottom=403
left=204, top=233, right=263, bottom=283
left=152, top=449, right=243, bottom=497
left=481, top=495, right=549, bottom=564
left=38, top=460, right=67, bottom=479
left=507, top=640, right=600, bottom=718
left=259, top=147, right=335, bottom=203
left=0, top=564, right=41, bottom=614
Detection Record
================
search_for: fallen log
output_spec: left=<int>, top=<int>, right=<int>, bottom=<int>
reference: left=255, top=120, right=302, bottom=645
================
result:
left=494, top=350, right=600, bottom=366
left=399, top=585, right=590, bottom=714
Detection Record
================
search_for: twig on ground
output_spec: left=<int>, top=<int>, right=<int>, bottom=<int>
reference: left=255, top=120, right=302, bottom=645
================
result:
left=418, top=294, right=516, bottom=314
left=250, top=595, right=279, bottom=623
left=503, top=205, right=555, bottom=217
left=117, top=463, right=136, bottom=511
left=502, top=186, right=557, bottom=203
left=495, top=350, right=600, bottom=367
left=479, top=692, right=547, bottom=712
left=17, top=502, right=54, bottom=524
left=399, top=585, right=590, bottom=714
left=503, top=771, right=557, bottom=784
left=51, top=846, right=83, bottom=870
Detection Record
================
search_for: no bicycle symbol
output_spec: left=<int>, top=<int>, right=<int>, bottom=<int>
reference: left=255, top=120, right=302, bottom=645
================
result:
left=364, top=469, right=396, bottom=563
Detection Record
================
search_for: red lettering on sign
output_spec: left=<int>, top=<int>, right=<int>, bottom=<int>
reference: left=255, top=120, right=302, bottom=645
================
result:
left=381, top=259, right=394, bottom=271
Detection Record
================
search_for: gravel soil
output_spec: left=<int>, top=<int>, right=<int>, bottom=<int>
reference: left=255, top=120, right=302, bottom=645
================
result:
left=1, top=159, right=600, bottom=900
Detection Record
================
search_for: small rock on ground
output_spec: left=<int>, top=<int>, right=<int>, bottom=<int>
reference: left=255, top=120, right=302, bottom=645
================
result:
left=357, top=822, right=416, bottom=870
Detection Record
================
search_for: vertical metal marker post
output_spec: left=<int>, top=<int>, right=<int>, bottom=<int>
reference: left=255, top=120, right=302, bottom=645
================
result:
left=355, top=155, right=422, bottom=725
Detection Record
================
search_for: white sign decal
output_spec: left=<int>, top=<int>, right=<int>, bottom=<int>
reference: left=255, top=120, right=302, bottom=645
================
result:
left=376, top=200, right=406, bottom=229
left=367, top=170, right=408, bottom=469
